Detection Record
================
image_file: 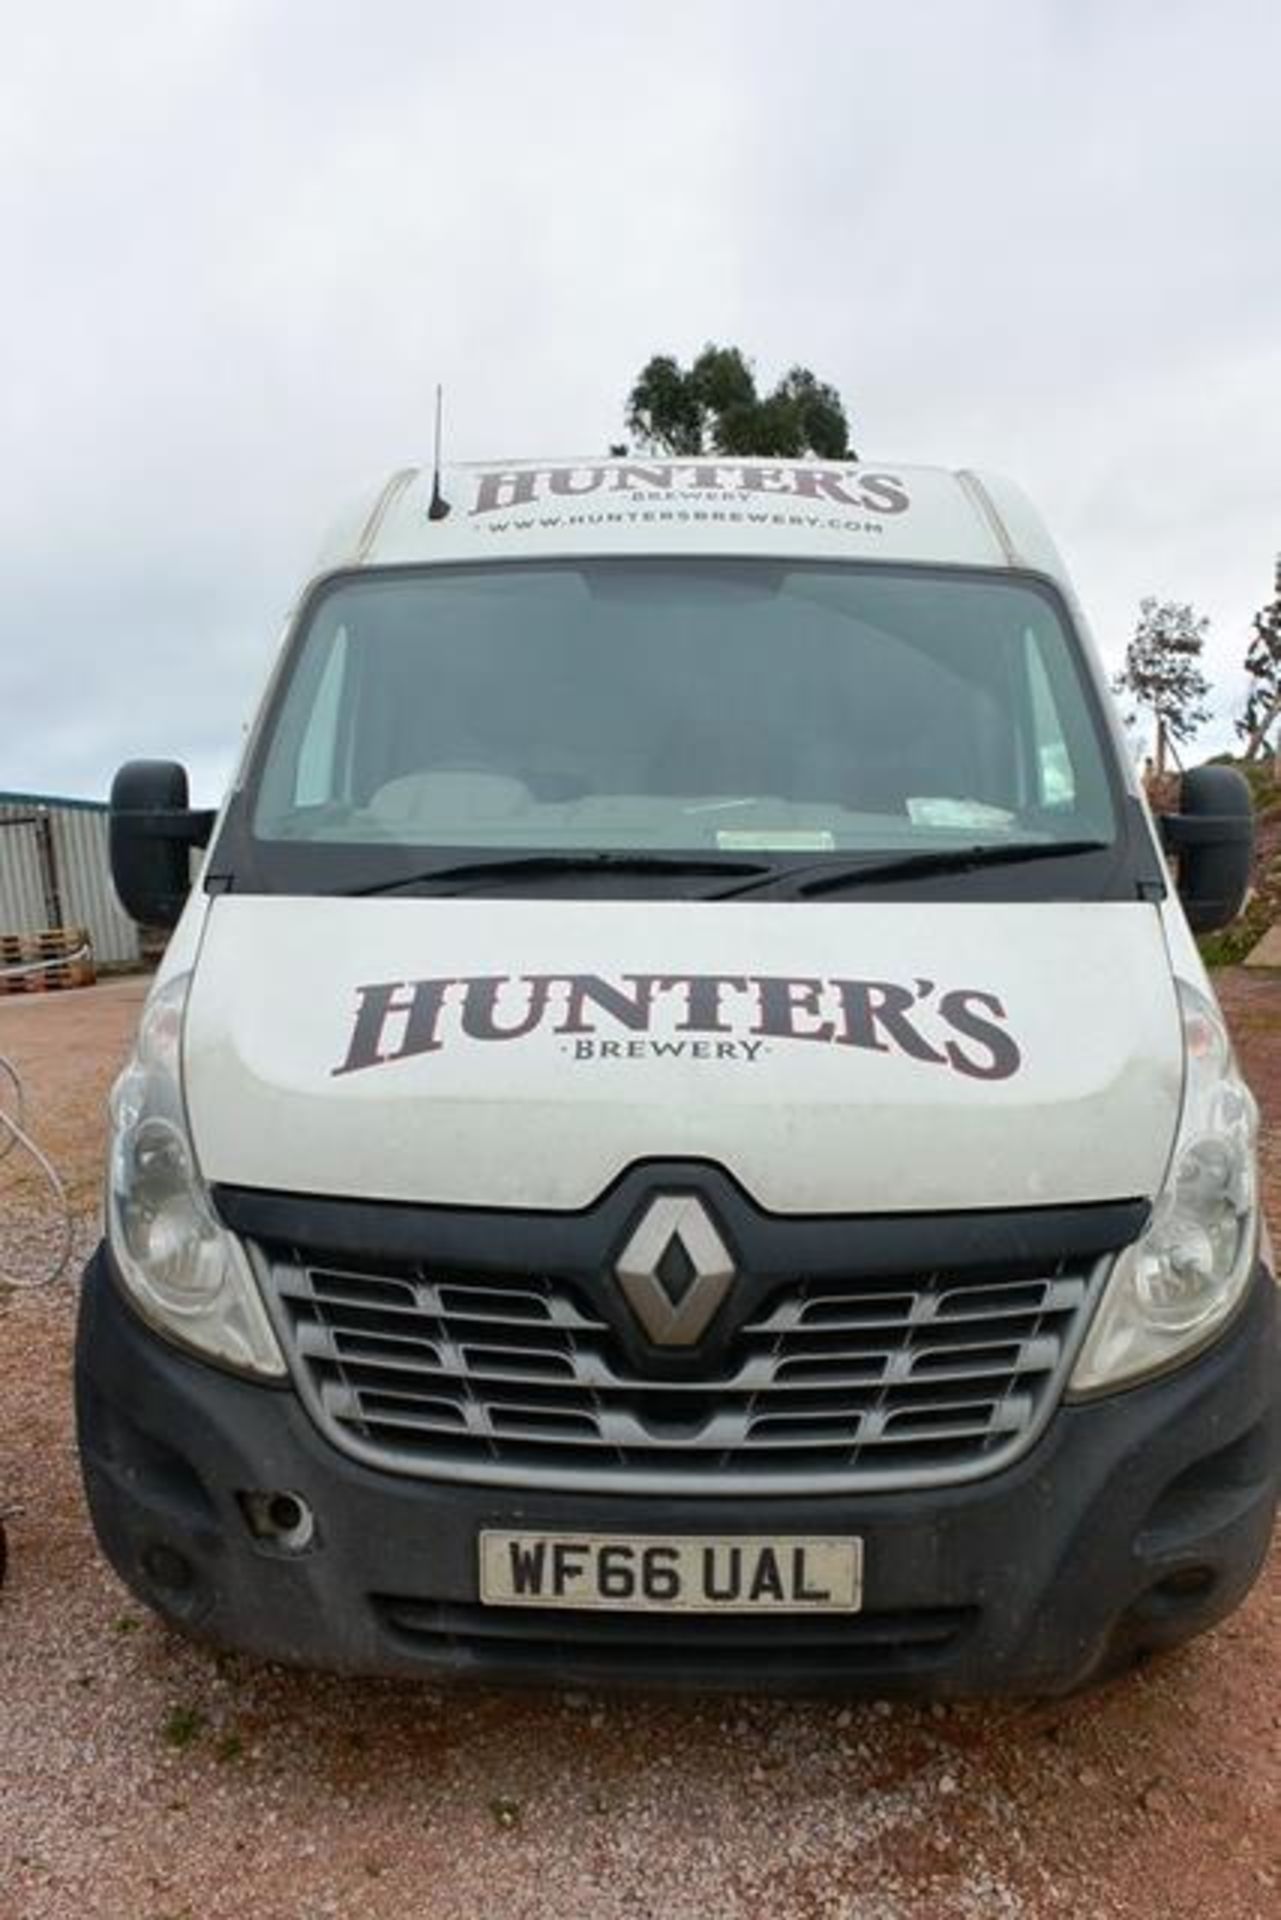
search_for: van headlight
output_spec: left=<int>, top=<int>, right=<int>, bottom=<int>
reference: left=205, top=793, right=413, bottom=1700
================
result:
left=106, top=972, right=284, bottom=1377
left=1071, top=980, right=1260, bottom=1395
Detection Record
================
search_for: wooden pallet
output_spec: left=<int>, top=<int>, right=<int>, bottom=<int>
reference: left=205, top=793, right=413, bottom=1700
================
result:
left=0, top=926, right=96, bottom=995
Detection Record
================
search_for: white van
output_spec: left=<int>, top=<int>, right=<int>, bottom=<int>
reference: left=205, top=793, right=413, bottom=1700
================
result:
left=77, top=457, right=1279, bottom=1693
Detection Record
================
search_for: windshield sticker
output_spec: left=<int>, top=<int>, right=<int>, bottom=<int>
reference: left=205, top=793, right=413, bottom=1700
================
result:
left=332, top=971, right=1021, bottom=1083
left=467, top=463, right=910, bottom=524
left=715, top=829, right=837, bottom=852
left=906, top=798, right=1016, bottom=830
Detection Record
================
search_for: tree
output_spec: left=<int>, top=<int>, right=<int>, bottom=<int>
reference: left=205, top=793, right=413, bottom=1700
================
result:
left=1112, top=597, right=1212, bottom=775
left=1236, top=556, right=1281, bottom=761
left=625, top=344, right=854, bottom=460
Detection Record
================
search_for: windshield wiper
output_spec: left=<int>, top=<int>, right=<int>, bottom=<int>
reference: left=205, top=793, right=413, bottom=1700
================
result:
left=347, top=852, right=775, bottom=898
left=711, top=839, right=1112, bottom=901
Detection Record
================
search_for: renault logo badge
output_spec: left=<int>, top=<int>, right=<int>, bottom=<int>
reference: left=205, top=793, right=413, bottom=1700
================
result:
left=614, top=1196, right=735, bottom=1346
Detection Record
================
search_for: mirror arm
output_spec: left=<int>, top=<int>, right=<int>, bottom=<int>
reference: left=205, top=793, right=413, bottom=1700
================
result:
left=115, top=807, right=217, bottom=847
left=1159, top=813, right=1253, bottom=852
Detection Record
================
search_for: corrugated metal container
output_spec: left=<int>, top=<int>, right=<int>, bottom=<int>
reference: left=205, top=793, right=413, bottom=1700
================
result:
left=0, top=793, right=141, bottom=968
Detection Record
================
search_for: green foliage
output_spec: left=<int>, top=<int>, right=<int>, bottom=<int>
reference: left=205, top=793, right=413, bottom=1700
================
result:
left=1112, top=597, right=1211, bottom=769
left=1198, top=917, right=1263, bottom=968
left=161, top=1704, right=207, bottom=1750
left=1208, top=753, right=1278, bottom=809
left=626, top=353, right=704, bottom=456
left=1236, top=556, right=1281, bottom=758
left=626, top=344, right=854, bottom=460
left=1195, top=757, right=1281, bottom=966
left=691, top=344, right=756, bottom=418
left=773, top=366, right=852, bottom=460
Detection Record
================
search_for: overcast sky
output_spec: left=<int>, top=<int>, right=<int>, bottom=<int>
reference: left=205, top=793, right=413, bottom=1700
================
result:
left=3, top=0, right=1279, bottom=801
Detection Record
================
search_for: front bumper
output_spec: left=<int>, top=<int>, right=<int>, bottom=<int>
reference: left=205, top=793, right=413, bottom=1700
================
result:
left=75, top=1245, right=1280, bottom=1696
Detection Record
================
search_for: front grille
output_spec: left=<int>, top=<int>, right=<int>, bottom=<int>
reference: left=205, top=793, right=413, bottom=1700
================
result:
left=371, top=1595, right=978, bottom=1682
left=264, top=1250, right=1101, bottom=1493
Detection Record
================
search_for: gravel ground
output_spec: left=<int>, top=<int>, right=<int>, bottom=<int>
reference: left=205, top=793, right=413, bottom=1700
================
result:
left=1, top=973, right=1277, bottom=1920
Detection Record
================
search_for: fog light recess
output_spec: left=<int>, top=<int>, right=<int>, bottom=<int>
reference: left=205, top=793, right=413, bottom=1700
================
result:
left=140, top=1541, right=195, bottom=1594
left=238, top=1489, right=316, bottom=1553
left=1151, top=1564, right=1217, bottom=1603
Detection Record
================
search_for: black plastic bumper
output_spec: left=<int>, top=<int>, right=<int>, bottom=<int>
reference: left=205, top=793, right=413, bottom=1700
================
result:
left=74, top=1245, right=1280, bottom=1696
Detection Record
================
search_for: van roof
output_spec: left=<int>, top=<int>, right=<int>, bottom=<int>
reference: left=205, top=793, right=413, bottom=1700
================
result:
left=312, top=458, right=1070, bottom=584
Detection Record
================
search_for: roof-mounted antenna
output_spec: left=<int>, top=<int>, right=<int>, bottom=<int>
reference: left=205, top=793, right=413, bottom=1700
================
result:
left=428, top=383, right=451, bottom=520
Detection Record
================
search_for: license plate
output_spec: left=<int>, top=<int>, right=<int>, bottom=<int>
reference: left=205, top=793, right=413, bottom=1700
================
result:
left=478, top=1532, right=863, bottom=1612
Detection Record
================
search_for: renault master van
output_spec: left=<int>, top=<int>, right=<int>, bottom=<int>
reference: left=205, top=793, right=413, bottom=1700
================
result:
left=76, top=458, right=1279, bottom=1693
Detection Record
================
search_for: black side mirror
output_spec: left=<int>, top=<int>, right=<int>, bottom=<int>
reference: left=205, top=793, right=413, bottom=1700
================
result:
left=109, top=761, right=216, bottom=928
left=1159, top=765, right=1255, bottom=933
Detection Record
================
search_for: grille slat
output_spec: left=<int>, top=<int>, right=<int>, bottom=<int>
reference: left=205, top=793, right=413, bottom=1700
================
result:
left=372, top=1597, right=979, bottom=1679
left=267, top=1246, right=1098, bottom=1492
left=302, top=1319, right=1062, bottom=1399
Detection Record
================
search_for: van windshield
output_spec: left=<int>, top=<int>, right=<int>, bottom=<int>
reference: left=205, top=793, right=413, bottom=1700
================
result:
left=245, top=559, right=1119, bottom=883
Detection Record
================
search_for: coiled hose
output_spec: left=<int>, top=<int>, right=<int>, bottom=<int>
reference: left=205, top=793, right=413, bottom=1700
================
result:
left=0, top=946, right=86, bottom=1291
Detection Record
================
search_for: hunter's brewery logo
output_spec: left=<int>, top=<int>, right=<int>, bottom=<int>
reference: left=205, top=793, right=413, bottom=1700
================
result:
left=469, top=463, right=911, bottom=518
left=333, top=971, right=1021, bottom=1081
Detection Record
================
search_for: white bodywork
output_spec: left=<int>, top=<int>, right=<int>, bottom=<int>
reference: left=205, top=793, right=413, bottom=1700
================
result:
left=183, top=895, right=1182, bottom=1212
left=316, top=460, right=1060, bottom=574
left=171, top=456, right=1190, bottom=1218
